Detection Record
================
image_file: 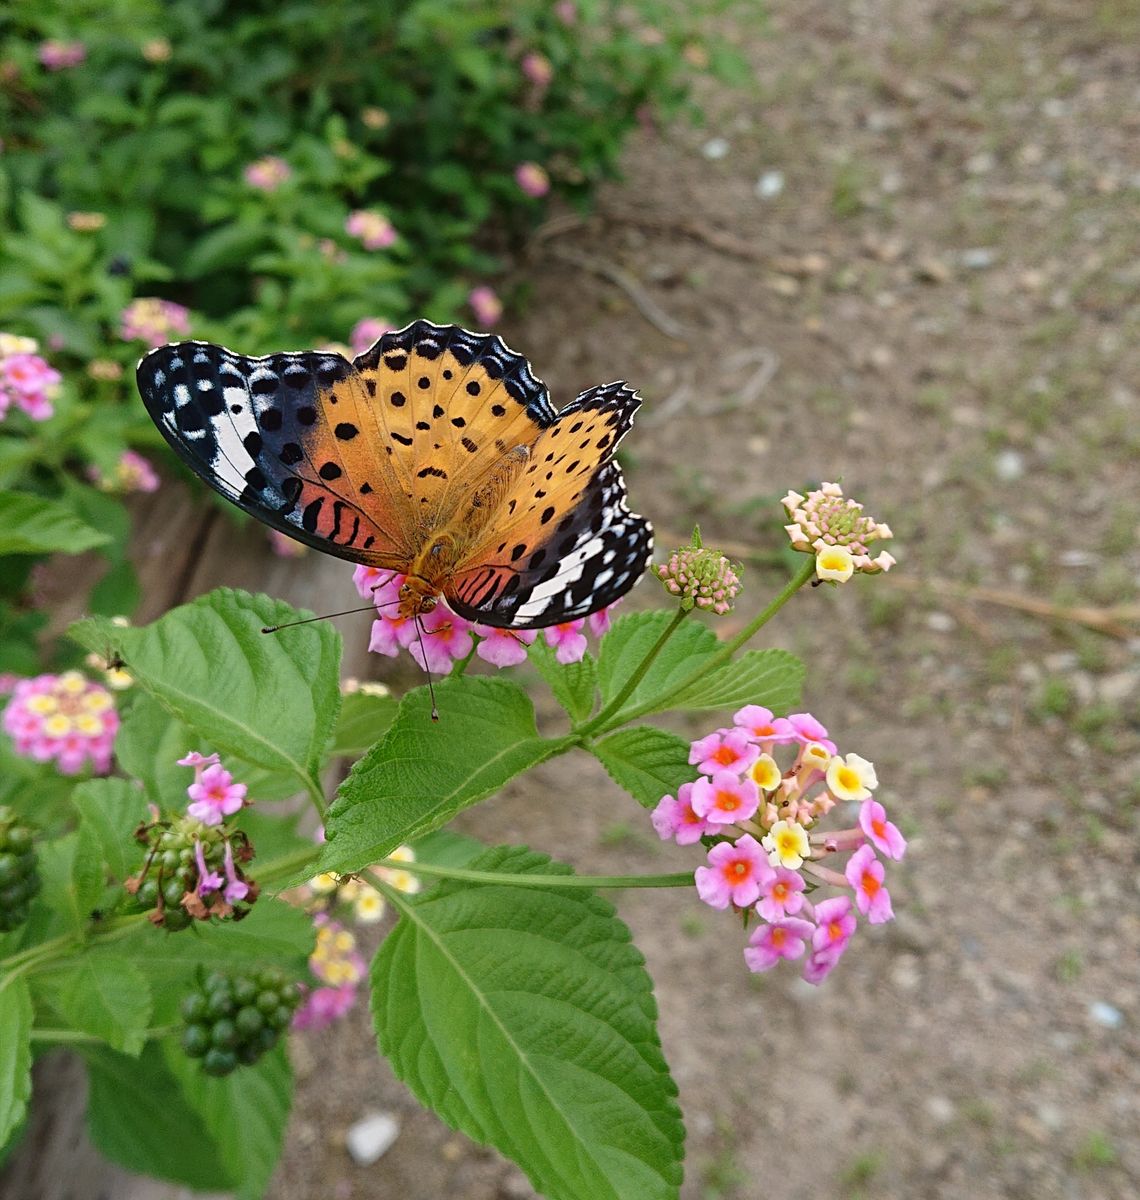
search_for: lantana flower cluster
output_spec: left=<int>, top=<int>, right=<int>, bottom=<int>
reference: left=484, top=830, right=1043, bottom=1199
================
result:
left=120, top=298, right=191, bottom=348
left=353, top=567, right=616, bottom=673
left=292, top=915, right=368, bottom=1032
left=125, top=751, right=256, bottom=930
left=0, top=334, right=61, bottom=423
left=783, top=482, right=895, bottom=582
left=350, top=317, right=394, bottom=356
left=345, top=209, right=397, bottom=251
left=653, top=529, right=741, bottom=615
left=243, top=156, right=292, bottom=191
left=2, top=671, right=118, bottom=774
left=295, top=844, right=420, bottom=928
left=653, top=706, right=905, bottom=984
left=87, top=449, right=160, bottom=495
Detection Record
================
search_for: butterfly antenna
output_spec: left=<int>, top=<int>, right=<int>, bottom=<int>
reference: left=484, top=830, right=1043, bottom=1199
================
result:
left=261, top=603, right=385, bottom=634
left=414, top=617, right=440, bottom=722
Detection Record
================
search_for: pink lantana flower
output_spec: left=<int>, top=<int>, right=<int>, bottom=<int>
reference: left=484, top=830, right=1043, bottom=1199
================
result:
left=186, top=762, right=247, bottom=826
left=859, top=798, right=907, bottom=860
left=222, top=841, right=249, bottom=903
left=651, top=782, right=713, bottom=845
left=743, top=917, right=815, bottom=972
left=350, top=317, right=394, bottom=356
left=845, top=844, right=893, bottom=924
left=521, top=52, right=553, bottom=88
left=88, top=449, right=161, bottom=494
left=733, top=704, right=797, bottom=745
left=194, top=840, right=222, bottom=896
left=811, top=895, right=857, bottom=955
left=353, top=565, right=399, bottom=602
left=515, top=162, right=551, bottom=198
left=39, top=40, right=86, bottom=70
left=468, top=286, right=503, bottom=327
left=1, top=352, right=62, bottom=422
left=695, top=835, right=768, bottom=910
left=407, top=608, right=474, bottom=673
left=690, top=771, right=760, bottom=825
left=543, top=620, right=587, bottom=664
left=177, top=750, right=219, bottom=770
left=267, top=529, right=306, bottom=558
left=756, top=866, right=805, bottom=922
left=688, top=728, right=760, bottom=776
left=786, top=711, right=837, bottom=754
left=120, top=298, right=191, bottom=347
left=587, top=602, right=620, bottom=638
left=474, top=626, right=536, bottom=668
left=2, top=671, right=119, bottom=775
left=243, top=156, right=291, bottom=191
left=346, top=209, right=397, bottom=250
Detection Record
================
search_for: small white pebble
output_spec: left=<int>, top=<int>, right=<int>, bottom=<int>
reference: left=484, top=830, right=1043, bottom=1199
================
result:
left=755, top=169, right=785, bottom=198
left=701, top=137, right=730, bottom=160
left=1088, top=1001, right=1123, bottom=1030
left=345, top=1111, right=400, bottom=1165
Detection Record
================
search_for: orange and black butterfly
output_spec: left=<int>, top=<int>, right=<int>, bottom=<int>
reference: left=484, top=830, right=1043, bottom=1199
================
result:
left=137, top=320, right=652, bottom=627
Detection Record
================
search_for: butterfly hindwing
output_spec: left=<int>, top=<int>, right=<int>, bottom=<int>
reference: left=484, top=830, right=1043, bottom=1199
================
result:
left=137, top=341, right=407, bottom=564
left=446, top=382, right=653, bottom=627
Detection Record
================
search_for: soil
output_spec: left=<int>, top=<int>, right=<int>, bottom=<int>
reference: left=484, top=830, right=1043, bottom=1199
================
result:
left=9, top=2, right=1140, bottom=1198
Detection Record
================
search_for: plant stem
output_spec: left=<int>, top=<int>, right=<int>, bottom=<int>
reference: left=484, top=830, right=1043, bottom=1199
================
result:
left=302, top=774, right=327, bottom=820
left=257, top=844, right=322, bottom=887
left=374, top=858, right=693, bottom=891
left=599, top=556, right=818, bottom=732
left=572, top=606, right=688, bottom=738
left=29, top=1024, right=181, bottom=1045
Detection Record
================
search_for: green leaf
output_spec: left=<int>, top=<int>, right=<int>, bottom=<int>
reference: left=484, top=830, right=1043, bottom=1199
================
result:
left=71, top=778, right=149, bottom=884
left=318, top=677, right=569, bottom=877
left=166, top=1042, right=292, bottom=1200
left=530, top=639, right=598, bottom=723
left=411, top=828, right=486, bottom=869
left=85, top=1042, right=231, bottom=1189
left=71, top=589, right=341, bottom=788
left=596, top=611, right=717, bottom=717
left=32, top=827, right=104, bottom=936
left=34, top=956, right=152, bottom=1056
left=0, top=490, right=110, bottom=556
left=328, top=689, right=399, bottom=758
left=373, top=846, right=684, bottom=1200
left=592, top=728, right=695, bottom=809
left=0, top=977, right=33, bottom=1146
left=668, top=648, right=805, bottom=716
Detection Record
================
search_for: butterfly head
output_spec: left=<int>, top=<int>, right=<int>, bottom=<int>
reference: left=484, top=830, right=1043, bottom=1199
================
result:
left=398, top=575, right=439, bottom=619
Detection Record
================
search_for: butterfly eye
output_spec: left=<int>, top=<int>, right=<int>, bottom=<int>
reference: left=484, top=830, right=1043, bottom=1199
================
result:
left=398, top=583, right=411, bottom=599
left=421, top=596, right=437, bottom=612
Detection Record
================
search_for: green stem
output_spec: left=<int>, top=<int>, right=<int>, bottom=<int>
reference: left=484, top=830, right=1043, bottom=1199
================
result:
left=374, top=858, right=693, bottom=891
left=302, top=774, right=327, bottom=820
left=0, top=913, right=147, bottom=980
left=598, top=556, right=817, bottom=732
left=30, top=1024, right=181, bottom=1045
left=572, top=606, right=688, bottom=738
left=256, top=844, right=322, bottom=887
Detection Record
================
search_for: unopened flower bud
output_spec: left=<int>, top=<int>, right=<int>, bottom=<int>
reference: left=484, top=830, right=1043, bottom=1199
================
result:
left=653, top=527, right=742, bottom=615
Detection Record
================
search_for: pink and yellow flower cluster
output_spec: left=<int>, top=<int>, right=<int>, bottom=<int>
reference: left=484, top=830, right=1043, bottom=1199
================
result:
left=353, top=567, right=616, bottom=673
left=782, top=482, right=895, bottom=582
left=652, top=705, right=905, bottom=984
left=120, top=298, right=191, bottom=348
left=0, top=334, right=61, bottom=423
left=2, top=671, right=118, bottom=775
left=345, top=209, right=397, bottom=251
left=292, top=915, right=368, bottom=1031
left=87, top=449, right=160, bottom=494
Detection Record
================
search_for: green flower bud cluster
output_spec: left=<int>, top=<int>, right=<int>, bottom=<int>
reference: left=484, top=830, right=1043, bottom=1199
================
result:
left=180, top=968, right=301, bottom=1076
left=0, top=806, right=41, bottom=932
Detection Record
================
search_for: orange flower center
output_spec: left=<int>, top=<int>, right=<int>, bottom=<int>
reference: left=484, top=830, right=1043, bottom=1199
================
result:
left=715, top=790, right=740, bottom=812
left=861, top=871, right=880, bottom=897
left=711, top=745, right=738, bottom=766
left=772, top=881, right=789, bottom=902
left=872, top=817, right=886, bottom=838
left=727, top=861, right=747, bottom=880
left=771, top=927, right=787, bottom=948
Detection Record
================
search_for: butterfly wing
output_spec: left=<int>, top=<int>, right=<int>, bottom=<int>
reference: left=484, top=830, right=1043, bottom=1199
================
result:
left=351, top=320, right=557, bottom=526
left=445, top=382, right=653, bottom=628
left=137, top=341, right=413, bottom=564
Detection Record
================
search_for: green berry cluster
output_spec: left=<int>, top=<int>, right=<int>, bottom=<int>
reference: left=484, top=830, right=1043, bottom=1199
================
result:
left=180, top=968, right=301, bottom=1076
left=0, top=806, right=41, bottom=932
left=127, top=816, right=254, bottom=931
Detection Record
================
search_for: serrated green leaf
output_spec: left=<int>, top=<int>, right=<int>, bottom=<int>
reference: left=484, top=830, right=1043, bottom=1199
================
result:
left=373, top=846, right=683, bottom=1200
left=668, top=648, right=804, bottom=715
left=328, top=689, right=399, bottom=758
left=530, top=639, right=598, bottom=722
left=596, top=611, right=717, bottom=716
left=32, top=826, right=103, bottom=936
left=71, top=778, right=149, bottom=884
left=165, top=1042, right=292, bottom=1200
left=85, top=1042, right=231, bottom=1189
left=0, top=490, right=110, bottom=556
left=318, top=677, right=569, bottom=878
left=0, top=977, right=33, bottom=1146
left=70, top=588, right=341, bottom=788
left=34, top=956, right=152, bottom=1056
left=411, top=828, right=486, bottom=869
left=592, top=728, right=695, bottom=809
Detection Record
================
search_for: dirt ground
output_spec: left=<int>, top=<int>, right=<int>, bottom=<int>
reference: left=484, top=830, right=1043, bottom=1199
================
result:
left=12, top=2, right=1139, bottom=1198
left=277, top=2, right=1140, bottom=1198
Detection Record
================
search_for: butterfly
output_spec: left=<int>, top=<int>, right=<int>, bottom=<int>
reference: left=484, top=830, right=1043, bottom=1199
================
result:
left=137, top=320, right=653, bottom=628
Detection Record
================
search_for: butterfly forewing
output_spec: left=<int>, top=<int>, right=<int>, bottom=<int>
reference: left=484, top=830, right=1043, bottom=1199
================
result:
left=353, top=321, right=556, bottom=529
left=446, top=382, right=654, bottom=627
left=137, top=342, right=409, bottom=564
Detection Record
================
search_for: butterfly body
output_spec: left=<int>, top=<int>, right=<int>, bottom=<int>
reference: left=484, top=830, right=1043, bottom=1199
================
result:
left=138, top=320, right=652, bottom=628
